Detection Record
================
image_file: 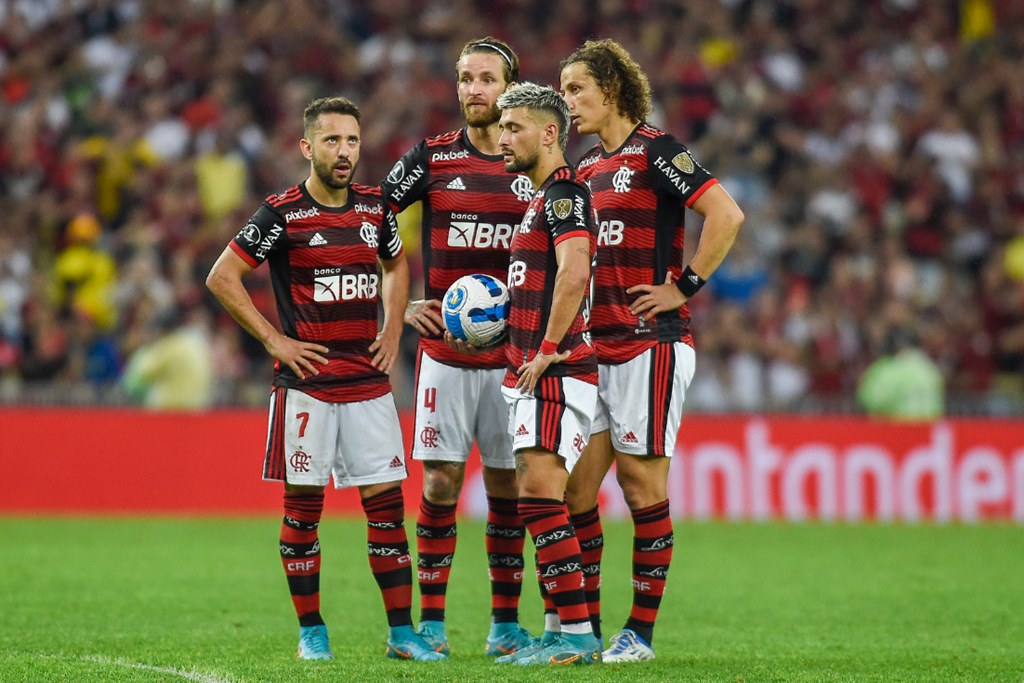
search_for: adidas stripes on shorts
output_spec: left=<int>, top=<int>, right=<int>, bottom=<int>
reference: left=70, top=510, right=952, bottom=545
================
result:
left=590, top=342, right=696, bottom=457
left=263, top=387, right=407, bottom=488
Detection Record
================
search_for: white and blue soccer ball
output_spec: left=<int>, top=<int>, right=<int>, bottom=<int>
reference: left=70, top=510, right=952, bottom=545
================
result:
left=442, top=273, right=510, bottom=348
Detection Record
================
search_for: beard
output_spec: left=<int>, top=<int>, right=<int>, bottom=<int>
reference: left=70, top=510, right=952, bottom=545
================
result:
left=312, top=154, right=355, bottom=190
left=503, top=149, right=538, bottom=174
left=463, top=101, right=501, bottom=128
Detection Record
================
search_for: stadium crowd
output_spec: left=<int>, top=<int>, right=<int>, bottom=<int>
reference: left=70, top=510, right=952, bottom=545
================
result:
left=1, top=0, right=1023, bottom=414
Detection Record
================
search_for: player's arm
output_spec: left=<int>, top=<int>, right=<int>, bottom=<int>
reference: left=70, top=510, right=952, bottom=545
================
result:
left=516, top=234, right=591, bottom=394
left=371, top=251, right=409, bottom=373
left=628, top=138, right=745, bottom=319
left=682, top=183, right=744, bottom=286
left=381, top=142, right=445, bottom=336
left=205, top=247, right=328, bottom=379
left=369, top=205, right=409, bottom=372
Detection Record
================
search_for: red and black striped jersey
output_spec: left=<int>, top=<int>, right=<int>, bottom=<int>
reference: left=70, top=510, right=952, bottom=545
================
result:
left=503, top=166, right=598, bottom=388
left=383, top=129, right=533, bottom=369
left=230, top=181, right=403, bottom=403
left=576, top=123, right=718, bottom=363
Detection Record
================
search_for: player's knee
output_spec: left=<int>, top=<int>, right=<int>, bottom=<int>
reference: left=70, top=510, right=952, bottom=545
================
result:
left=616, top=469, right=664, bottom=509
left=565, top=482, right=599, bottom=515
left=422, top=461, right=465, bottom=504
left=481, top=466, right=518, bottom=498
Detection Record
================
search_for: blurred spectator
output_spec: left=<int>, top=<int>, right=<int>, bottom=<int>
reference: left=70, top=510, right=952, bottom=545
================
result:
left=50, top=213, right=118, bottom=331
left=194, top=130, right=248, bottom=226
left=122, top=307, right=214, bottom=410
left=915, top=111, right=980, bottom=205
left=857, top=326, right=945, bottom=420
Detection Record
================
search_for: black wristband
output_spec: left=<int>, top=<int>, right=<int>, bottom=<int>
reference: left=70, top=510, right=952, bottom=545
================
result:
left=674, top=265, right=706, bottom=298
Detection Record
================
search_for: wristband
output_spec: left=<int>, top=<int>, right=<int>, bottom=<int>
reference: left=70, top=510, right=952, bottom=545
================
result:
left=675, top=265, right=706, bottom=298
left=539, top=339, right=559, bottom=355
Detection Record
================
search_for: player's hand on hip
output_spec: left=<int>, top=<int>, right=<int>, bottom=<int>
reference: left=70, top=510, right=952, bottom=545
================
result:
left=370, top=331, right=401, bottom=373
left=516, top=348, right=570, bottom=395
left=627, top=272, right=687, bottom=321
left=266, top=333, right=329, bottom=380
left=405, top=298, right=445, bottom=337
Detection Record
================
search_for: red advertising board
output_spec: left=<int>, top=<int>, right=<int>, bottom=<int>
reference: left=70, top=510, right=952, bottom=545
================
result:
left=1, top=409, right=1021, bottom=522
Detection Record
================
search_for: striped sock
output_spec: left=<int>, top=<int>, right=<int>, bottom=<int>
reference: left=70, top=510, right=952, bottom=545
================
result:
left=535, top=551, right=558, bottom=625
left=280, top=492, right=325, bottom=627
left=570, top=505, right=603, bottom=639
left=362, top=487, right=413, bottom=627
left=415, top=497, right=457, bottom=623
left=519, top=497, right=590, bottom=631
left=624, top=499, right=673, bottom=644
left=486, top=495, right=526, bottom=623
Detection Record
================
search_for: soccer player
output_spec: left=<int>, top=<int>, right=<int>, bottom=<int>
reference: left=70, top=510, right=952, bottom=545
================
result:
left=492, top=82, right=601, bottom=666
left=382, top=37, right=534, bottom=656
left=206, top=96, right=444, bottom=662
left=559, top=39, right=745, bottom=662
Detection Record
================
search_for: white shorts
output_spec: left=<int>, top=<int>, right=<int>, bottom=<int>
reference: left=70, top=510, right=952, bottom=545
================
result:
left=411, top=351, right=513, bottom=468
left=501, top=375, right=597, bottom=474
left=591, top=342, right=696, bottom=457
left=263, top=387, right=407, bottom=488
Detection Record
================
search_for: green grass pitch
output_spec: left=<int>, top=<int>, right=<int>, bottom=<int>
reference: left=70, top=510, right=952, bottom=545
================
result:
left=1, top=517, right=1021, bottom=682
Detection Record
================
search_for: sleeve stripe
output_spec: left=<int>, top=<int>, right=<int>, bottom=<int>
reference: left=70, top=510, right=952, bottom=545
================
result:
left=684, top=178, right=719, bottom=207
left=229, top=240, right=260, bottom=268
left=553, top=230, right=591, bottom=245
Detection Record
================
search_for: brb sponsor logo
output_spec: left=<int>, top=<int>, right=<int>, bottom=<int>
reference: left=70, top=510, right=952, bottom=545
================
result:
left=598, top=219, right=624, bottom=246
left=313, top=268, right=379, bottom=302
left=508, top=260, right=526, bottom=288
left=448, top=213, right=513, bottom=249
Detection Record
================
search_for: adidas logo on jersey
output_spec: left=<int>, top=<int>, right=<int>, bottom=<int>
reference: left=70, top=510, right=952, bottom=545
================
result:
left=446, top=176, right=467, bottom=190
left=515, top=424, right=530, bottom=437
left=621, top=431, right=639, bottom=444
left=308, top=232, right=328, bottom=246
left=388, top=455, right=404, bottom=469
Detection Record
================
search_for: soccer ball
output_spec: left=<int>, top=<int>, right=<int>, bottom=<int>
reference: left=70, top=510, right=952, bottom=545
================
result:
left=442, top=273, right=510, bottom=348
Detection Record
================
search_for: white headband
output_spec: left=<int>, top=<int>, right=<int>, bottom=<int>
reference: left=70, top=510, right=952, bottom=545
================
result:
left=474, top=42, right=514, bottom=72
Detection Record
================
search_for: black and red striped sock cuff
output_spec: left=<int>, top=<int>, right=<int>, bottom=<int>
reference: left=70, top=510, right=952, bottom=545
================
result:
left=570, top=505, right=601, bottom=529
left=361, top=487, right=405, bottom=518
left=419, top=497, right=457, bottom=521
left=283, top=492, right=325, bottom=524
left=486, top=495, right=520, bottom=518
left=631, top=499, right=670, bottom=524
left=518, top=497, right=564, bottom=525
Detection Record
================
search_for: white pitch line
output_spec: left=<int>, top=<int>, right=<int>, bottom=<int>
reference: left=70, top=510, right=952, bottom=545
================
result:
left=82, top=655, right=236, bottom=683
